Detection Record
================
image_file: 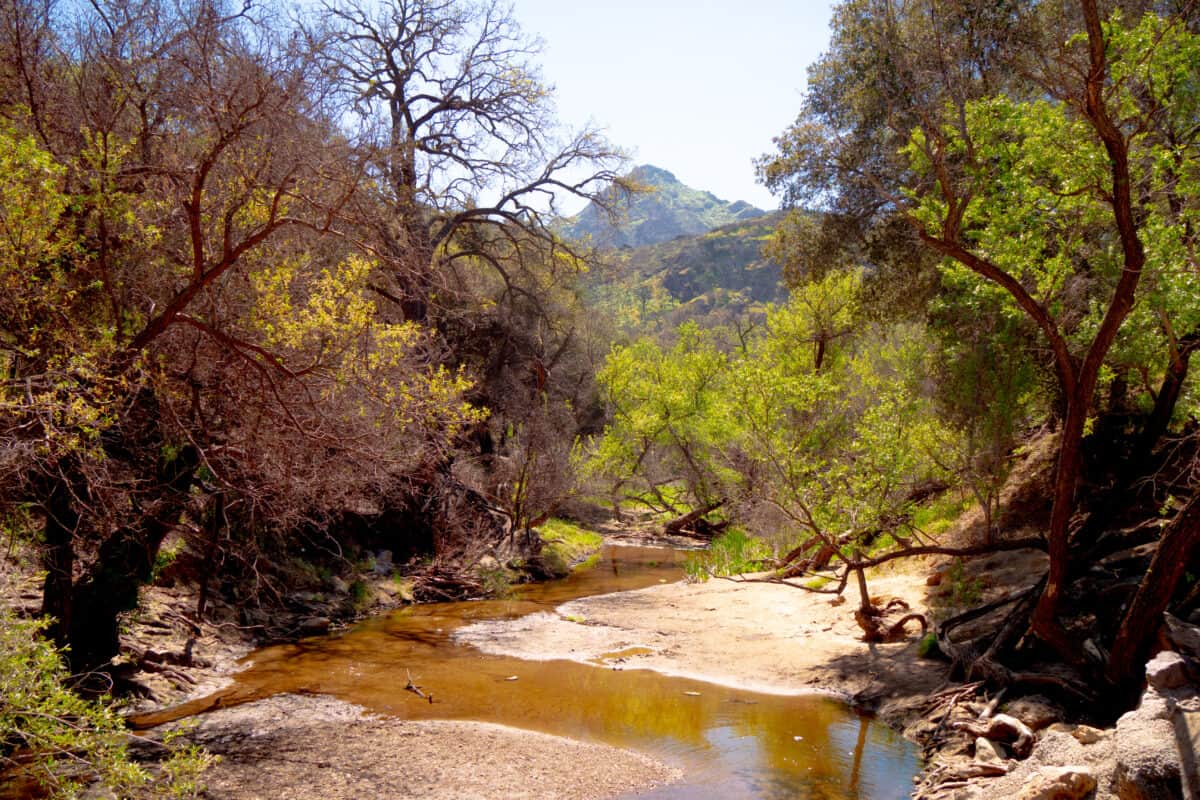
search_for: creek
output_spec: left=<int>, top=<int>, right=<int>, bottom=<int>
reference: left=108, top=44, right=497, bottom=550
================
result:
left=143, top=544, right=921, bottom=798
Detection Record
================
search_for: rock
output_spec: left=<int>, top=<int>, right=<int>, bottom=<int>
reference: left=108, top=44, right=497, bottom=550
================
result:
left=975, top=736, right=1007, bottom=767
left=1070, top=725, right=1109, bottom=745
left=1165, top=614, right=1200, bottom=660
left=1006, top=695, right=1063, bottom=731
left=1175, top=707, right=1200, bottom=799
left=297, top=616, right=331, bottom=637
left=1146, top=651, right=1190, bottom=692
left=476, top=555, right=501, bottom=572
left=330, top=576, right=350, bottom=594
left=1115, top=689, right=1181, bottom=800
left=1014, top=766, right=1097, bottom=800
left=374, top=550, right=394, bottom=575
left=376, top=580, right=399, bottom=598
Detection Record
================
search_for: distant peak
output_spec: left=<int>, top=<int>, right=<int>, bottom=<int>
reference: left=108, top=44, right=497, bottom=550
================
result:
left=628, top=164, right=678, bottom=184
left=561, top=164, right=766, bottom=249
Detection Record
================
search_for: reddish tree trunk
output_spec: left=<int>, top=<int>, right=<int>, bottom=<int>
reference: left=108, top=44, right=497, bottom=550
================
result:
left=1029, top=396, right=1087, bottom=658
left=1106, top=491, right=1200, bottom=686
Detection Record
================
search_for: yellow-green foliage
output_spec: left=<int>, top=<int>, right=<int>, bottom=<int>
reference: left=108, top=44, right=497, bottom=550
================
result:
left=537, top=518, right=603, bottom=574
left=0, top=610, right=212, bottom=798
left=250, top=252, right=485, bottom=441
left=684, top=528, right=772, bottom=581
left=910, top=491, right=974, bottom=537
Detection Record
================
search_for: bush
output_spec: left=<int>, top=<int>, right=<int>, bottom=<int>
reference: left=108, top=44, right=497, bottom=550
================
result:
left=0, top=609, right=211, bottom=798
left=684, top=528, right=772, bottom=581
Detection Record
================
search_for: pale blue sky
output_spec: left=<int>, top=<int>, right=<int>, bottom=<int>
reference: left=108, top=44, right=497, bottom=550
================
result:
left=509, top=1, right=837, bottom=211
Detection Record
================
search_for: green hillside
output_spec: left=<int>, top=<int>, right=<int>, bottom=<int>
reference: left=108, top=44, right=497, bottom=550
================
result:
left=587, top=211, right=787, bottom=335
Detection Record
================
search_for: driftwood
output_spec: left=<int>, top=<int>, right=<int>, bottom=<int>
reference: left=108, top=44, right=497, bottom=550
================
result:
left=408, top=566, right=486, bottom=602
left=663, top=502, right=728, bottom=539
left=405, top=670, right=434, bottom=704
left=853, top=603, right=929, bottom=643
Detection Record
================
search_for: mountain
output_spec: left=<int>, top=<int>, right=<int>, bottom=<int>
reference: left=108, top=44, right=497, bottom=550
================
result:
left=562, top=164, right=767, bottom=249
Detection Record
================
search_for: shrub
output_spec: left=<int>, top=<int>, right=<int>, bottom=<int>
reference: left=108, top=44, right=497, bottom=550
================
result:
left=684, top=528, right=772, bottom=581
left=0, top=609, right=211, bottom=798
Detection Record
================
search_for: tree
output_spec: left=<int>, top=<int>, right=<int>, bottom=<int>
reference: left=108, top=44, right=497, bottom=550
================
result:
left=588, top=322, right=733, bottom=517
left=0, top=0, right=481, bottom=669
left=761, top=0, right=1200, bottom=680
left=310, top=0, right=627, bottom=322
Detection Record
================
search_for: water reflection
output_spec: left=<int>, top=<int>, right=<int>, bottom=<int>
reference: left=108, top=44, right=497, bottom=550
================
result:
left=142, top=546, right=920, bottom=799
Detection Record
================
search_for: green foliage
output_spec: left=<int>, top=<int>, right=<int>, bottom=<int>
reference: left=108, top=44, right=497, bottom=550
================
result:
left=0, top=610, right=211, bottom=798
left=150, top=540, right=182, bottom=583
left=587, top=268, right=961, bottom=563
left=909, top=492, right=973, bottom=538
left=684, top=528, right=773, bottom=581
left=348, top=579, right=372, bottom=609
left=534, top=518, right=603, bottom=577
left=940, top=559, right=984, bottom=609
left=916, top=632, right=941, bottom=659
left=477, top=565, right=513, bottom=597
left=588, top=322, right=737, bottom=510
left=900, top=11, right=1200, bottom=428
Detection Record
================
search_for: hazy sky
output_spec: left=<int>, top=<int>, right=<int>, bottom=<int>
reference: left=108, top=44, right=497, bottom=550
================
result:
left=508, top=1, right=837, bottom=212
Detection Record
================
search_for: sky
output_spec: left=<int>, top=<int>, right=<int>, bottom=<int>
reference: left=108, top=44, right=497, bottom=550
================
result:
left=508, top=0, right=837, bottom=212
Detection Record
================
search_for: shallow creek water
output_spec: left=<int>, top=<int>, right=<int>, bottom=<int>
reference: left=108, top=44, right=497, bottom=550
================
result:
left=148, top=545, right=921, bottom=798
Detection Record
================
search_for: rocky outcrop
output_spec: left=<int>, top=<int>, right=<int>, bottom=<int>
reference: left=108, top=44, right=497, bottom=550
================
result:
left=915, top=642, right=1200, bottom=800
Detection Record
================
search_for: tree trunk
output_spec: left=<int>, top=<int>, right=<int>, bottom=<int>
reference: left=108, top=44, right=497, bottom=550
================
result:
left=39, top=464, right=83, bottom=650
left=1132, top=331, right=1199, bottom=468
left=663, top=501, right=725, bottom=538
left=1106, top=490, right=1200, bottom=686
left=196, top=491, right=225, bottom=619
left=1030, top=397, right=1087, bottom=660
left=67, top=446, right=198, bottom=671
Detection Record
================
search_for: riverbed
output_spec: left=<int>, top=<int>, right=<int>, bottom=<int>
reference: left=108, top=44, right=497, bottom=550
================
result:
left=146, top=545, right=928, bottom=798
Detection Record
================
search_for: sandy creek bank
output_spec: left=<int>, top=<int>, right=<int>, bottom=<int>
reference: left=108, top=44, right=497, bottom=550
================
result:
left=454, top=569, right=948, bottom=720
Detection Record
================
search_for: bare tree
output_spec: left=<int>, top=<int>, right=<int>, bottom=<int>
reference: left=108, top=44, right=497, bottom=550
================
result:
left=308, top=0, right=627, bottom=321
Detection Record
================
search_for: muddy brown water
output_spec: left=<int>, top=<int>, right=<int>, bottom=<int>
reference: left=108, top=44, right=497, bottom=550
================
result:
left=141, top=545, right=921, bottom=798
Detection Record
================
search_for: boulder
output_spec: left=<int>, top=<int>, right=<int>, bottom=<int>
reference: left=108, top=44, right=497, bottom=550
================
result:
left=1115, top=689, right=1182, bottom=800
left=1071, top=725, right=1110, bottom=745
left=1146, top=651, right=1190, bottom=693
left=1165, top=614, right=1200, bottom=660
left=1014, top=766, right=1097, bottom=800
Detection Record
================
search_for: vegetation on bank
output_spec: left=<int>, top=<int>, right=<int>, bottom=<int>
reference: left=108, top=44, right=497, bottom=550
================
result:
left=0, top=609, right=210, bottom=798
left=537, top=519, right=604, bottom=577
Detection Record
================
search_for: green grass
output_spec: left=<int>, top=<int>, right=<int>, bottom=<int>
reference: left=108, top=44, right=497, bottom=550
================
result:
left=684, top=528, right=772, bottom=581
left=910, top=491, right=974, bottom=537
left=538, top=518, right=604, bottom=575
